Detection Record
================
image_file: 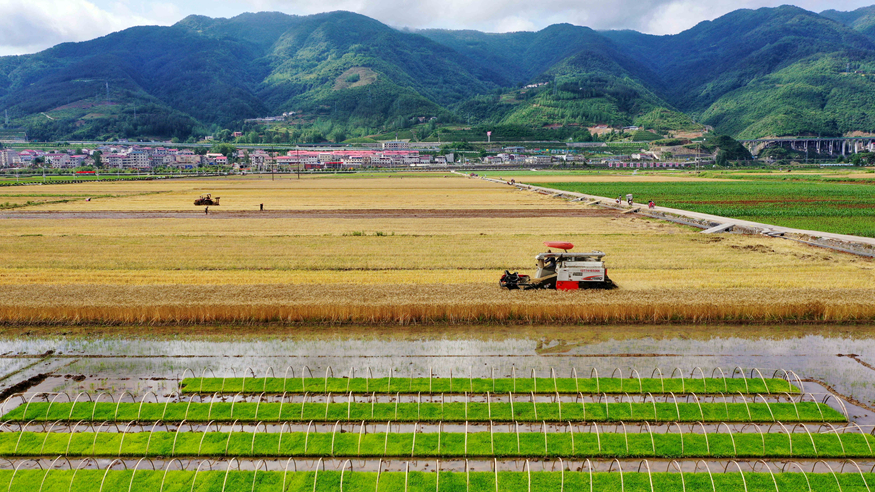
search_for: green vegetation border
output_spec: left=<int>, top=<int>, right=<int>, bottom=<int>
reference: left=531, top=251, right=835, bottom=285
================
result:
left=2, top=431, right=871, bottom=459
left=1, top=469, right=874, bottom=492
left=179, top=377, right=797, bottom=395
left=3, top=401, right=843, bottom=423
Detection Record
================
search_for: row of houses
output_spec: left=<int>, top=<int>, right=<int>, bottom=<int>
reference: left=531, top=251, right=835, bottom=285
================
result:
left=0, top=146, right=231, bottom=170
left=242, top=149, right=452, bottom=170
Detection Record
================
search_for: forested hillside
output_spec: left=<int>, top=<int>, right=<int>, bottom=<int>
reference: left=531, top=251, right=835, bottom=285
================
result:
left=2, top=5, right=875, bottom=141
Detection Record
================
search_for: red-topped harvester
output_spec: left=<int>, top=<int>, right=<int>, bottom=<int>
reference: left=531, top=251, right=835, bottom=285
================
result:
left=500, top=241, right=614, bottom=290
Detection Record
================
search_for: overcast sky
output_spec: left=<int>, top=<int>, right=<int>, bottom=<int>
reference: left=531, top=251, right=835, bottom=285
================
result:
left=1, top=0, right=873, bottom=56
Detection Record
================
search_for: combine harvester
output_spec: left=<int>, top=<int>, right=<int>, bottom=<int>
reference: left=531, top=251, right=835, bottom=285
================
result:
left=500, top=241, right=614, bottom=290
left=193, top=193, right=220, bottom=206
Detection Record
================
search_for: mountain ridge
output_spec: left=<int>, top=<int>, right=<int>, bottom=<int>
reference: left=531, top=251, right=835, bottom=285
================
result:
left=3, top=6, right=875, bottom=141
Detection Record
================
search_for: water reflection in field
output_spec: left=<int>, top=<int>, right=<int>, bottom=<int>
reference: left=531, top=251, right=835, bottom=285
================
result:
left=0, top=325, right=873, bottom=410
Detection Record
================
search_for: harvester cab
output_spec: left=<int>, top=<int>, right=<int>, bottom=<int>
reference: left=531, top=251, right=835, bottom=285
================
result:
left=500, top=242, right=613, bottom=290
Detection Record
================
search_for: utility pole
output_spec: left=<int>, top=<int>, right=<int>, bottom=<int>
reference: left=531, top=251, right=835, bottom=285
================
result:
left=105, top=81, right=110, bottom=104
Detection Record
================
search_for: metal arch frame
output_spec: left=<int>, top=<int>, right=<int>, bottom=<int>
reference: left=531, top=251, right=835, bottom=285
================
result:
left=840, top=460, right=872, bottom=492
left=712, top=367, right=728, bottom=393
left=338, top=459, right=353, bottom=492
left=651, top=368, right=665, bottom=394
left=126, top=457, right=157, bottom=492
left=159, top=458, right=189, bottom=492
left=731, top=366, right=750, bottom=393
left=716, top=421, right=738, bottom=456
left=170, top=419, right=193, bottom=457
left=312, top=457, right=325, bottom=492
left=281, top=456, right=298, bottom=492
left=723, top=460, right=749, bottom=492
left=66, top=457, right=98, bottom=492
left=250, top=421, right=268, bottom=456
left=629, top=368, right=643, bottom=394
left=90, top=392, right=116, bottom=422
left=282, top=366, right=295, bottom=394
left=780, top=461, right=812, bottom=492
left=137, top=391, right=160, bottom=421
left=754, top=393, right=777, bottom=422
left=690, top=367, right=707, bottom=394
left=666, top=460, right=686, bottom=492
left=636, top=460, right=655, bottom=492
left=669, top=367, right=686, bottom=394
left=751, top=460, right=779, bottom=492
left=200, top=367, right=218, bottom=394
left=811, top=460, right=843, bottom=492
left=740, top=422, right=766, bottom=456
left=750, top=368, right=770, bottom=394
left=771, top=421, right=793, bottom=456
left=643, top=393, right=657, bottom=422
left=22, top=393, right=52, bottom=422
left=160, top=391, right=180, bottom=422
left=45, top=393, right=72, bottom=421
left=196, top=420, right=220, bottom=455
left=792, top=423, right=819, bottom=458
left=38, top=420, right=64, bottom=455
left=608, top=458, right=625, bottom=492
left=250, top=459, right=269, bottom=492
left=113, top=391, right=138, bottom=421
left=38, top=456, right=71, bottom=492
left=822, top=422, right=847, bottom=455
left=97, top=458, right=128, bottom=492
left=821, top=393, right=850, bottom=421
left=220, top=458, right=242, bottom=492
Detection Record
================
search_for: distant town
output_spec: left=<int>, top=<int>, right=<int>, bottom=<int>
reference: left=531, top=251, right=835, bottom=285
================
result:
left=0, top=139, right=704, bottom=173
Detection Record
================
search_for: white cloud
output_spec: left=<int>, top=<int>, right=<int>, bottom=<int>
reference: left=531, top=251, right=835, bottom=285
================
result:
left=2, top=0, right=875, bottom=57
left=0, top=0, right=166, bottom=55
left=229, top=0, right=875, bottom=33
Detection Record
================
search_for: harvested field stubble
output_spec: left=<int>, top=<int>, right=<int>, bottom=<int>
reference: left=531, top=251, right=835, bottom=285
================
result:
left=1, top=285, right=873, bottom=324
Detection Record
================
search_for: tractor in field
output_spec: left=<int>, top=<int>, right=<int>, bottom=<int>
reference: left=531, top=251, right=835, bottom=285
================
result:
left=500, top=241, right=614, bottom=290
left=194, top=194, right=220, bottom=206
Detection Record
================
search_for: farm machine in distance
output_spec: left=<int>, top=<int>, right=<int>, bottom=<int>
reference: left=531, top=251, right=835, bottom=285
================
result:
left=500, top=241, right=614, bottom=290
left=194, top=194, right=220, bottom=206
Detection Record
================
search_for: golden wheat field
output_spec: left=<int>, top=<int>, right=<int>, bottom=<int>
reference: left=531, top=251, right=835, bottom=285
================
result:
left=1, top=173, right=873, bottom=325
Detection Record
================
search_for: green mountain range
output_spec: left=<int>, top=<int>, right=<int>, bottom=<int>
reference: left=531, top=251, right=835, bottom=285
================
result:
left=3, top=5, right=875, bottom=141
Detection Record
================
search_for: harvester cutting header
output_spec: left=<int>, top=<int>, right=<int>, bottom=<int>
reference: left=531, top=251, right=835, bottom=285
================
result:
left=500, top=241, right=613, bottom=290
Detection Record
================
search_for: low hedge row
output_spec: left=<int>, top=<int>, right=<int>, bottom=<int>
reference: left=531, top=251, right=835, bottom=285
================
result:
left=0, top=469, right=872, bottom=492
left=179, top=377, right=797, bottom=395
left=3, top=401, right=843, bottom=423
left=1, top=431, right=872, bottom=458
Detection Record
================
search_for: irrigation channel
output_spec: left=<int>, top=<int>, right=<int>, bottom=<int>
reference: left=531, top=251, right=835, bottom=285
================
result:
left=2, top=326, right=875, bottom=490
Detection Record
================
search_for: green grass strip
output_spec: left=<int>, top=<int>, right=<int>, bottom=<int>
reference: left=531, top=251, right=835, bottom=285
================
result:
left=3, top=401, right=843, bottom=423
left=179, top=377, right=798, bottom=395
left=1, top=470, right=874, bottom=492
left=2, top=431, right=873, bottom=458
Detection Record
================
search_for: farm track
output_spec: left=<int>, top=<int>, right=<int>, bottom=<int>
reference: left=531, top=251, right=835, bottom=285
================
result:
left=0, top=209, right=622, bottom=220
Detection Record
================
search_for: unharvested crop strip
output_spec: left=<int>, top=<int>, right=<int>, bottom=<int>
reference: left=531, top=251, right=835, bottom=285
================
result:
left=179, top=377, right=798, bottom=395
left=1, top=469, right=874, bottom=492
left=1, top=431, right=872, bottom=458
left=2, top=401, right=843, bottom=423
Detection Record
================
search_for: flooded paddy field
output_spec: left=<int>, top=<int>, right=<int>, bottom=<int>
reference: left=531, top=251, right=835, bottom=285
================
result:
left=2, top=324, right=874, bottom=412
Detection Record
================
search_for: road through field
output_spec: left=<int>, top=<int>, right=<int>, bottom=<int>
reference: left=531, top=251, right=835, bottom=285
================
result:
left=492, top=177, right=875, bottom=248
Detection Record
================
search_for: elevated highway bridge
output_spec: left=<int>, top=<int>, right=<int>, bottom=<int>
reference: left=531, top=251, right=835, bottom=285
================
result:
left=740, top=136, right=875, bottom=156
